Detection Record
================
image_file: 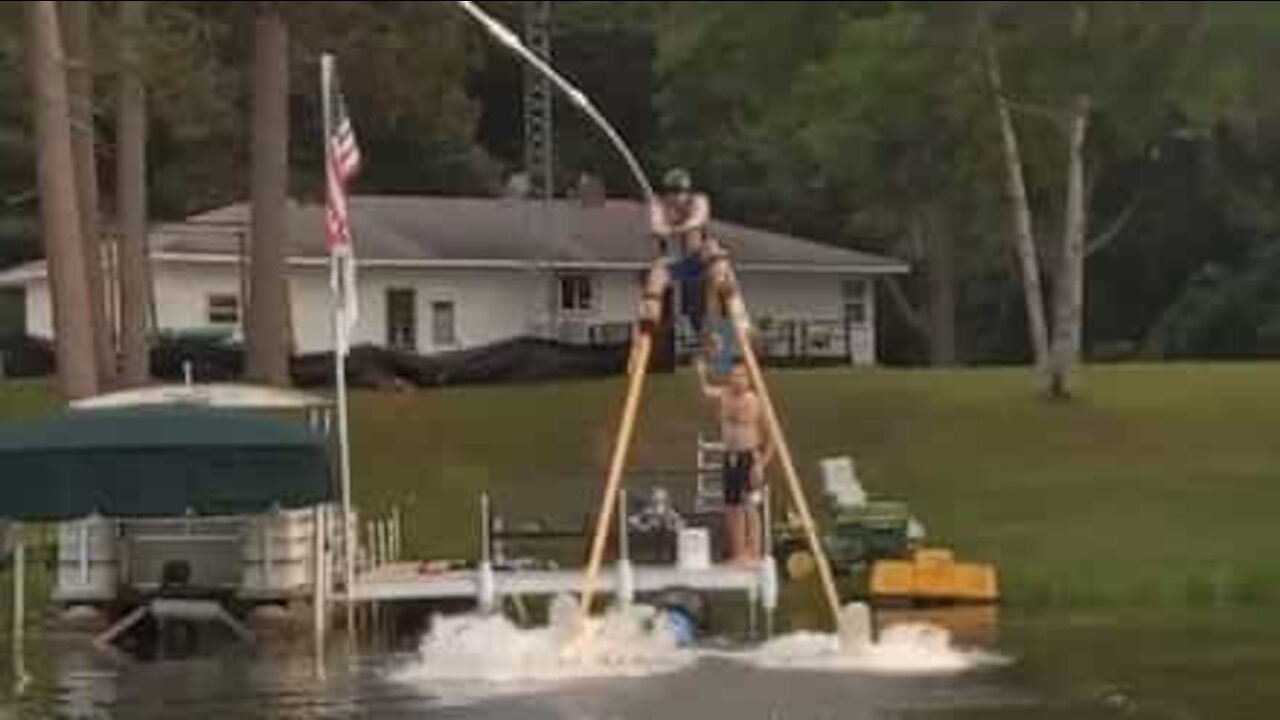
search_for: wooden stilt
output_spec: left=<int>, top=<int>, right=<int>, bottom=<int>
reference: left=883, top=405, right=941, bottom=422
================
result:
left=576, top=329, right=653, bottom=630
left=727, top=277, right=844, bottom=631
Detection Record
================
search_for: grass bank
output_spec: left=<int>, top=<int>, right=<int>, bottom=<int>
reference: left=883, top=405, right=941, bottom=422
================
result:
left=5, top=363, right=1280, bottom=608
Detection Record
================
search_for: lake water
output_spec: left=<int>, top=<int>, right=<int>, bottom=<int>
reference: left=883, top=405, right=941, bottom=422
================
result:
left=1, top=605, right=1277, bottom=719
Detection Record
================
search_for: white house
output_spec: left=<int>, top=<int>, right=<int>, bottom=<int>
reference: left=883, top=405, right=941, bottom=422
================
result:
left=0, top=195, right=908, bottom=364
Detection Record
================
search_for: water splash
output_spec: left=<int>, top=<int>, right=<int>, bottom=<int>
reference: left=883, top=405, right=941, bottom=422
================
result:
left=730, top=604, right=1009, bottom=675
left=392, top=596, right=696, bottom=690
left=391, top=600, right=1005, bottom=705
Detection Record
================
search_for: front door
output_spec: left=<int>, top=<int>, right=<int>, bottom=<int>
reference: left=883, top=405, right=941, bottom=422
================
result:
left=386, top=287, right=417, bottom=352
left=842, top=278, right=875, bottom=365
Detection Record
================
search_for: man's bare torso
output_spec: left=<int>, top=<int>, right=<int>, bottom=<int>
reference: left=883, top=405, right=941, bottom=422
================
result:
left=720, top=389, right=762, bottom=452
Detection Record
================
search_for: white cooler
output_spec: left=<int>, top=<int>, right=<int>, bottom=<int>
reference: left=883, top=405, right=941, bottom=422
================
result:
left=677, top=527, right=711, bottom=570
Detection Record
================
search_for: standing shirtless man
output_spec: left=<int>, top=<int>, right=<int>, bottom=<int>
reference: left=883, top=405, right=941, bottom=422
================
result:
left=696, top=355, right=773, bottom=564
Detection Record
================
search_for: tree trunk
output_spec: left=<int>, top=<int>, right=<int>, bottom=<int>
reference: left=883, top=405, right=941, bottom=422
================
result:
left=25, top=0, right=98, bottom=400
left=926, top=221, right=957, bottom=366
left=984, top=39, right=1051, bottom=378
left=62, top=0, right=114, bottom=388
left=116, top=0, right=149, bottom=387
left=1047, top=93, right=1091, bottom=399
left=246, top=3, right=291, bottom=386
left=883, top=213, right=957, bottom=366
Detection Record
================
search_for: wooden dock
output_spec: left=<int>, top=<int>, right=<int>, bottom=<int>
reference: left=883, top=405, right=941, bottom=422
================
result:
left=352, top=561, right=764, bottom=603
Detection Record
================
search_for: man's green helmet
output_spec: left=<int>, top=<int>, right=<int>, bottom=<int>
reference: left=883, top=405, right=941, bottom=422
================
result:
left=662, top=167, right=693, bottom=192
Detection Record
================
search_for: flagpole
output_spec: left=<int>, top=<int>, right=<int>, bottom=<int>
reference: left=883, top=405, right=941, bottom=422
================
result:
left=321, top=52, right=357, bottom=642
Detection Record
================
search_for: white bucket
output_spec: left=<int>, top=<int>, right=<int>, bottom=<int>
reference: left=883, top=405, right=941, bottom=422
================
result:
left=676, top=528, right=711, bottom=570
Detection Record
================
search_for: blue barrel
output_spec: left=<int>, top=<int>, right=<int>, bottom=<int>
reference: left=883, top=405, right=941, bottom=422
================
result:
left=661, top=607, right=698, bottom=647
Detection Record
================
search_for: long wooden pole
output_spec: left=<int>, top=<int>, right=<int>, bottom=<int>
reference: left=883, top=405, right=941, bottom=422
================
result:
left=577, top=330, right=652, bottom=627
left=726, top=279, right=843, bottom=631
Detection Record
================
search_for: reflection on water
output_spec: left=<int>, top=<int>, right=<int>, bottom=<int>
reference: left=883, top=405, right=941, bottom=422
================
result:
left=0, top=606, right=1277, bottom=718
left=878, top=605, right=1000, bottom=648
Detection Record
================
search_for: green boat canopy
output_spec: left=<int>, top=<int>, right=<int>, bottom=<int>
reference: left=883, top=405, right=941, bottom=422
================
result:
left=0, top=406, right=333, bottom=520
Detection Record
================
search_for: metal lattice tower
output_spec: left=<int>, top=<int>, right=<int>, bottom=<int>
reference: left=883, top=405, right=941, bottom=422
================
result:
left=522, top=1, right=557, bottom=336
left=523, top=0, right=553, bottom=200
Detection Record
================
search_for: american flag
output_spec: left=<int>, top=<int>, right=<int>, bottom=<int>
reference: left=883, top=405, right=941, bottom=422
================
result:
left=325, top=57, right=362, bottom=351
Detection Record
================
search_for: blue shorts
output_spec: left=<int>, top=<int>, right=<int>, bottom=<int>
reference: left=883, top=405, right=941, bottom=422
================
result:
left=667, top=254, right=705, bottom=332
left=667, top=253, right=703, bottom=282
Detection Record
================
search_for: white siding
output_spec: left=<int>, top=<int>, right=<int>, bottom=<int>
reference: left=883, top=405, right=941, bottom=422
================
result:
left=737, top=272, right=844, bottom=320
left=25, top=278, right=51, bottom=339
left=336, top=268, right=541, bottom=355
left=17, top=261, right=882, bottom=363
left=594, top=270, right=645, bottom=322
left=536, top=270, right=640, bottom=344
left=27, top=266, right=251, bottom=344
left=153, top=264, right=244, bottom=339
left=289, top=268, right=336, bottom=354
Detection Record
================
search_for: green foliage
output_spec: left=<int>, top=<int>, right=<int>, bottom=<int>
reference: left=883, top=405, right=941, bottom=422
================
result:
left=1145, top=241, right=1280, bottom=358
left=5, top=2, right=1280, bottom=362
left=0, top=2, right=32, bottom=234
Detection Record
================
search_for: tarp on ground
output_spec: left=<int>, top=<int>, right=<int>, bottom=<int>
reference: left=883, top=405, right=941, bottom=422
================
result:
left=6, top=335, right=637, bottom=388
left=292, top=337, right=632, bottom=389
left=0, top=406, right=332, bottom=520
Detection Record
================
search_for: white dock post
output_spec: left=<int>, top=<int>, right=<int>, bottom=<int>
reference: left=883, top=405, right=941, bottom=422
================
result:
left=371, top=518, right=384, bottom=636
left=78, top=518, right=89, bottom=585
left=759, top=558, right=779, bottom=639
left=379, top=520, right=390, bottom=569
left=312, top=505, right=326, bottom=673
left=263, top=512, right=274, bottom=587
left=390, top=505, right=401, bottom=561
left=478, top=493, right=496, bottom=613
left=617, top=489, right=634, bottom=608
left=12, top=525, right=27, bottom=693
left=761, top=486, right=778, bottom=638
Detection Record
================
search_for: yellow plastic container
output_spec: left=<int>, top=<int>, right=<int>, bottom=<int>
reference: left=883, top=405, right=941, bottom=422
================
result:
left=869, top=546, right=999, bottom=604
left=868, top=559, right=914, bottom=597
left=951, top=562, right=999, bottom=601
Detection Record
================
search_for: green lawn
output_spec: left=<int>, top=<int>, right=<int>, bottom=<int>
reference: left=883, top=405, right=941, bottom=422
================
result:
left=5, top=363, right=1280, bottom=608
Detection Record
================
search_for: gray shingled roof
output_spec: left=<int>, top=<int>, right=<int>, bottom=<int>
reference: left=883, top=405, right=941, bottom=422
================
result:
left=150, top=195, right=907, bottom=272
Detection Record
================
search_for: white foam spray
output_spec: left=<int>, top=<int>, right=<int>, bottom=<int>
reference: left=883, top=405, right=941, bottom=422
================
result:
left=392, top=595, right=696, bottom=691
left=729, top=603, right=1009, bottom=675
left=391, top=599, right=1006, bottom=703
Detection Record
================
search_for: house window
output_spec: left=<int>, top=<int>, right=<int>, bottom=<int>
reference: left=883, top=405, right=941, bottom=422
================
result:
left=432, top=300, right=456, bottom=347
left=559, top=274, right=595, bottom=313
left=842, top=278, right=869, bottom=325
left=206, top=294, right=240, bottom=326
left=386, top=288, right=417, bottom=351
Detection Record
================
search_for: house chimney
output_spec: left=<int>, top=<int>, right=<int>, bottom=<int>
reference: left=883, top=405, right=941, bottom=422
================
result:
left=577, top=172, right=606, bottom=207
